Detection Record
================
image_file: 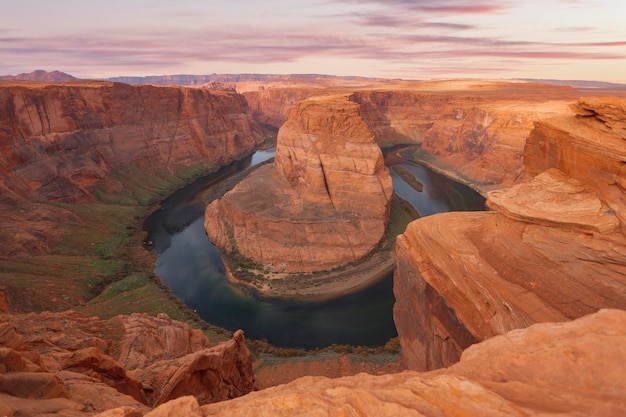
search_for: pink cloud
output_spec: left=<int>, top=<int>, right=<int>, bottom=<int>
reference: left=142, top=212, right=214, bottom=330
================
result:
left=336, top=0, right=510, bottom=14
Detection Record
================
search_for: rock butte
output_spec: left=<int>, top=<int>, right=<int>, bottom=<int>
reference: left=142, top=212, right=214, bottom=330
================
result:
left=204, top=94, right=393, bottom=276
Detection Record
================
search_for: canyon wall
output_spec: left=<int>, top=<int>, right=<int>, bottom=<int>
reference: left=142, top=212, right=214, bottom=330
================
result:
left=0, top=81, right=268, bottom=257
left=393, top=96, right=626, bottom=371
left=205, top=94, right=393, bottom=275
left=0, top=81, right=267, bottom=204
left=352, top=81, right=579, bottom=186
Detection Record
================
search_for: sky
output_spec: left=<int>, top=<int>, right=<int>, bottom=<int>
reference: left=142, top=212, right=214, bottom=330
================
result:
left=1, top=0, right=625, bottom=82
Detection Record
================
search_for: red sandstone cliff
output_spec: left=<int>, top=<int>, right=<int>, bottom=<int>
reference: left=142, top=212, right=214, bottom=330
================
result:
left=205, top=94, right=393, bottom=277
left=0, top=80, right=267, bottom=203
left=393, top=96, right=626, bottom=371
left=352, top=80, right=579, bottom=186
left=0, top=81, right=268, bottom=257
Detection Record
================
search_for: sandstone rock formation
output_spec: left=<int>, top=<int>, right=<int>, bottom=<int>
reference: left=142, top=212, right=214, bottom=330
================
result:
left=525, top=96, right=626, bottom=229
left=0, top=80, right=268, bottom=257
left=134, top=309, right=626, bottom=417
left=205, top=95, right=393, bottom=275
left=393, top=96, right=626, bottom=371
left=0, top=81, right=266, bottom=204
left=349, top=80, right=579, bottom=186
left=0, top=311, right=254, bottom=415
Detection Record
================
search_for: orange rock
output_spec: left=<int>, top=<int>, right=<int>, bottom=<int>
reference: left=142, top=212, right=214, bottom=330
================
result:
left=394, top=96, right=626, bottom=371
left=197, top=310, right=626, bottom=417
left=205, top=95, right=392, bottom=274
left=525, top=96, right=626, bottom=229
left=134, top=330, right=254, bottom=406
left=0, top=311, right=254, bottom=414
left=111, top=313, right=211, bottom=371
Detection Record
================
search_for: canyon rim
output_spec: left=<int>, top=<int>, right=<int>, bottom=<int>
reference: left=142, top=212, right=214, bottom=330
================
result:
left=1, top=72, right=625, bottom=416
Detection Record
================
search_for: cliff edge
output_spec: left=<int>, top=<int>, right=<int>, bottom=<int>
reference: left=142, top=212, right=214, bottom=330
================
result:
left=393, top=96, right=626, bottom=370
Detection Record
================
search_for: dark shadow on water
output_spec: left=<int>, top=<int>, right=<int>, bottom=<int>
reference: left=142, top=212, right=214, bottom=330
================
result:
left=146, top=148, right=485, bottom=348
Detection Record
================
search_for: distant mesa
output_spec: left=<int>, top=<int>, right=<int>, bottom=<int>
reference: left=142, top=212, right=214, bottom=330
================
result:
left=205, top=94, right=393, bottom=279
left=0, top=69, right=77, bottom=82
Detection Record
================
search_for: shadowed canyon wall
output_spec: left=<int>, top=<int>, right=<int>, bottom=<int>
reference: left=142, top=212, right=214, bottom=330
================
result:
left=0, top=81, right=268, bottom=257
left=0, top=81, right=267, bottom=204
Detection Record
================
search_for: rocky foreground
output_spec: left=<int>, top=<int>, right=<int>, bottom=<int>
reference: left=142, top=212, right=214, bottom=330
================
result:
left=0, top=310, right=254, bottom=415
left=2, top=307, right=623, bottom=416
left=393, top=96, right=626, bottom=370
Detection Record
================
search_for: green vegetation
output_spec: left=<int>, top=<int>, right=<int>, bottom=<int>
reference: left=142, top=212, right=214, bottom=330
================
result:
left=91, top=162, right=216, bottom=206
left=384, top=194, right=420, bottom=245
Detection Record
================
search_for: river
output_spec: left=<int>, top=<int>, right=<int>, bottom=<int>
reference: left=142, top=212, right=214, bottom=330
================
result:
left=144, top=147, right=485, bottom=349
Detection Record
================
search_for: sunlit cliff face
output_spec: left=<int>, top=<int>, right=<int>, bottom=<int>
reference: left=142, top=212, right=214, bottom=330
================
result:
left=205, top=95, right=392, bottom=274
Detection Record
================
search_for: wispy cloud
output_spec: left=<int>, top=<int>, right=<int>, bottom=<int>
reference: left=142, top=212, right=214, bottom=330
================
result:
left=351, top=11, right=474, bottom=30
left=1, top=0, right=624, bottom=82
left=335, top=0, right=511, bottom=14
left=2, top=24, right=624, bottom=74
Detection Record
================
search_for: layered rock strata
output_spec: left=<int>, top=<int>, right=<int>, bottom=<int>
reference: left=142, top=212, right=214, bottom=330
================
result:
left=144, top=309, right=625, bottom=417
left=524, top=96, right=626, bottom=229
left=205, top=95, right=393, bottom=274
left=0, top=311, right=254, bottom=415
left=346, top=80, right=579, bottom=186
left=0, top=81, right=267, bottom=257
left=0, top=81, right=266, bottom=204
left=393, top=96, right=626, bottom=371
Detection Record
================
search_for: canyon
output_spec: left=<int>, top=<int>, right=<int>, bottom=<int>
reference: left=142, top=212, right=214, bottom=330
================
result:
left=1, top=73, right=625, bottom=416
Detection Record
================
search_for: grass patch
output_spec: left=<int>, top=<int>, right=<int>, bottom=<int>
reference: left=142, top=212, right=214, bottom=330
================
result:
left=96, top=273, right=150, bottom=301
left=384, top=194, right=420, bottom=244
left=0, top=255, right=126, bottom=312
left=78, top=277, right=186, bottom=320
left=91, top=163, right=216, bottom=207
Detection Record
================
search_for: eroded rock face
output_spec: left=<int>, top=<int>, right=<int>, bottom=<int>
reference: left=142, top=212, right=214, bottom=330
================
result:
left=352, top=80, right=579, bottom=186
left=0, top=81, right=266, bottom=203
left=0, top=311, right=254, bottom=414
left=524, top=96, right=626, bottom=229
left=393, top=96, right=626, bottom=371
left=205, top=95, right=392, bottom=273
left=190, top=310, right=626, bottom=417
left=0, top=81, right=268, bottom=257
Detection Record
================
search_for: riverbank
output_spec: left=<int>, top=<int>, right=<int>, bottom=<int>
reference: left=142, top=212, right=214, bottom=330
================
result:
left=218, top=192, right=416, bottom=300
left=224, top=250, right=396, bottom=300
left=398, top=145, right=504, bottom=196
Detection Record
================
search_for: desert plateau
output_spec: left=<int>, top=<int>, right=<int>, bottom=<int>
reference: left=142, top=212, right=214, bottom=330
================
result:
left=0, top=68, right=625, bottom=417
